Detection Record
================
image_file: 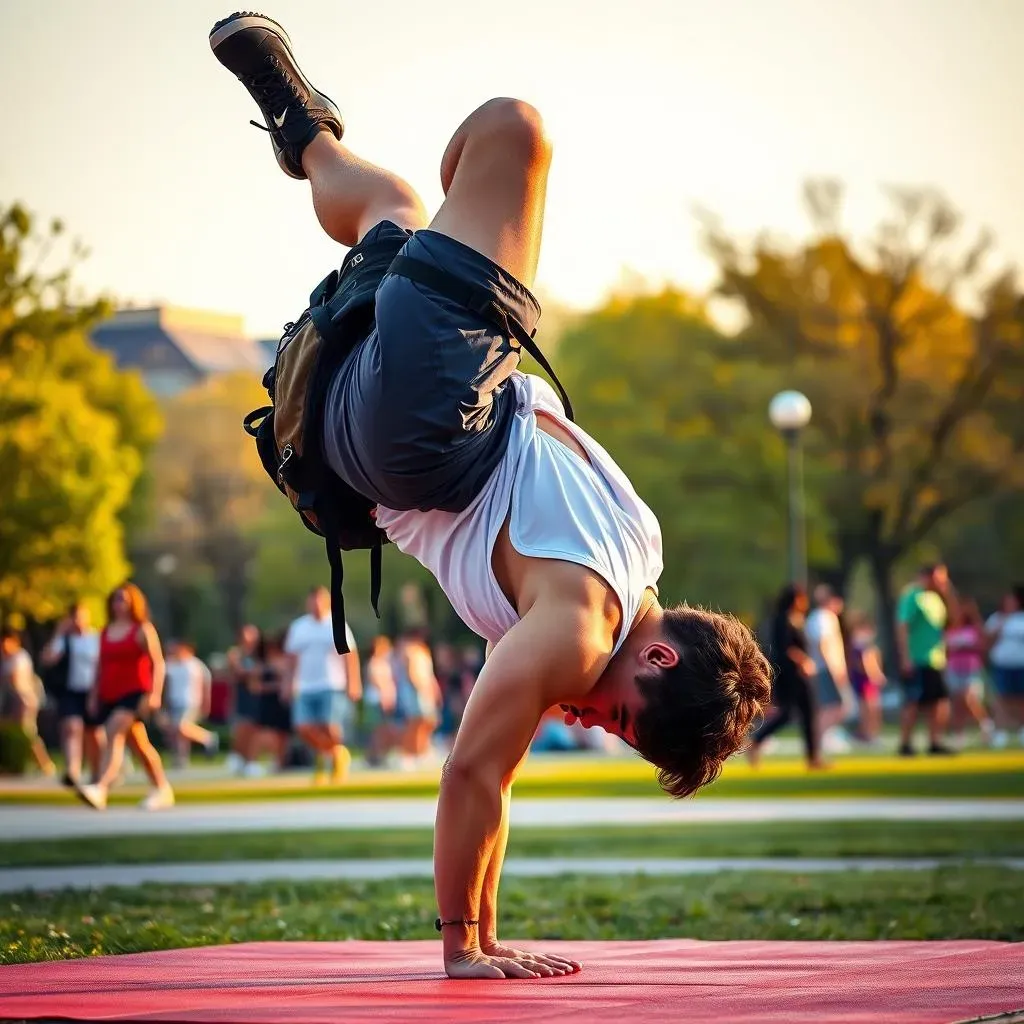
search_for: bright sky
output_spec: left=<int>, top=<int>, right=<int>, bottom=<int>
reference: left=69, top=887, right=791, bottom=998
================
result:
left=1, top=0, right=1021, bottom=338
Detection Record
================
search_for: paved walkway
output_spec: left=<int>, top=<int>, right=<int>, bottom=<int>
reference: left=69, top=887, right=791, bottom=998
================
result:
left=5, top=856, right=1023, bottom=892
left=5, top=797, right=1023, bottom=841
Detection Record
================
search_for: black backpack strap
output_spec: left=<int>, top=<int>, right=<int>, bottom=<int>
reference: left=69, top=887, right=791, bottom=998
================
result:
left=243, top=406, right=273, bottom=437
left=313, top=499, right=351, bottom=655
left=370, top=539, right=383, bottom=619
left=387, top=254, right=574, bottom=422
left=324, top=536, right=350, bottom=655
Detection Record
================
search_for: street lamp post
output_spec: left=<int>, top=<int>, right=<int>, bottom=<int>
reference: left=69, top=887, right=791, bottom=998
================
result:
left=768, top=391, right=812, bottom=587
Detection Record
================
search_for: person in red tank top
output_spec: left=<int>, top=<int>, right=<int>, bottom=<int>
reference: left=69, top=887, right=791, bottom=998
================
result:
left=78, top=583, right=174, bottom=812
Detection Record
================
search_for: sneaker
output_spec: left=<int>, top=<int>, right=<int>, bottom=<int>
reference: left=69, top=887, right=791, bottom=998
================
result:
left=242, top=760, right=266, bottom=778
left=927, top=742, right=956, bottom=756
left=225, top=751, right=245, bottom=774
left=898, top=743, right=916, bottom=757
left=822, top=726, right=853, bottom=755
left=77, top=783, right=108, bottom=810
left=991, top=729, right=1010, bottom=750
left=204, top=733, right=221, bottom=759
left=209, top=11, right=343, bottom=179
left=140, top=786, right=175, bottom=811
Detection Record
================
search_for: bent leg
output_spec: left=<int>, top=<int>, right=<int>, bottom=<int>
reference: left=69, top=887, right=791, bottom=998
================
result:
left=302, top=133, right=428, bottom=246
left=430, top=98, right=552, bottom=288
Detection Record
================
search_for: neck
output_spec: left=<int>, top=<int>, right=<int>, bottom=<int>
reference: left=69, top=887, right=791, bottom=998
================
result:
left=629, top=593, right=663, bottom=644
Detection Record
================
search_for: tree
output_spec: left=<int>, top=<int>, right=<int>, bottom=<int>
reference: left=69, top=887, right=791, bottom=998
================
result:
left=0, top=204, right=162, bottom=625
left=139, top=372, right=271, bottom=641
left=702, top=183, right=1024, bottom=649
left=554, top=288, right=833, bottom=623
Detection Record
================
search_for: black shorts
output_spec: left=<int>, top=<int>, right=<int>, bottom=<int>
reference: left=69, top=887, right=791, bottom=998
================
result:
left=259, top=691, right=292, bottom=733
left=323, top=222, right=540, bottom=514
left=233, top=684, right=262, bottom=723
left=903, top=666, right=949, bottom=706
left=99, top=690, right=149, bottom=722
left=57, top=690, right=101, bottom=726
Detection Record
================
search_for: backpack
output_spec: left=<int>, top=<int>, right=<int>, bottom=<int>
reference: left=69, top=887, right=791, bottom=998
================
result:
left=244, top=238, right=573, bottom=655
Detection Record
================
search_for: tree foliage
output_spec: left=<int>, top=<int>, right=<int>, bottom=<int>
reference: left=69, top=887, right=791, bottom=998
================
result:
left=0, top=204, right=161, bottom=624
left=555, top=289, right=833, bottom=622
left=139, top=371, right=271, bottom=639
left=702, top=183, right=1024, bottom=634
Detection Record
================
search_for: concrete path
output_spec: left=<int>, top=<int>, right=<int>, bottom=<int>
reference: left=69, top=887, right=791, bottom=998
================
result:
left=5, top=856, right=1024, bottom=893
left=4, top=797, right=1024, bottom=841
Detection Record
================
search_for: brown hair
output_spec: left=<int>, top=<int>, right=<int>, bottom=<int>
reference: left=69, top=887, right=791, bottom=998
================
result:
left=633, top=605, right=772, bottom=799
left=107, top=582, right=149, bottom=626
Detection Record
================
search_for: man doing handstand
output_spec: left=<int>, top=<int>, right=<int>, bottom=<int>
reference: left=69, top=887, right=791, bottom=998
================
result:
left=211, top=11, right=771, bottom=980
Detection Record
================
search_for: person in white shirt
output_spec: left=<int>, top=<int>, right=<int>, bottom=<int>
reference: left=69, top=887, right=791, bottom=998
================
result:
left=40, top=602, right=104, bottom=787
left=1, top=626, right=56, bottom=777
left=284, top=586, right=361, bottom=785
left=985, top=585, right=1024, bottom=746
left=159, top=640, right=218, bottom=768
left=805, top=585, right=857, bottom=753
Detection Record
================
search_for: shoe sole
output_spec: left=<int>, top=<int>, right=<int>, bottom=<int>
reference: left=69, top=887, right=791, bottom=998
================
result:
left=210, top=10, right=293, bottom=47
left=209, top=12, right=342, bottom=179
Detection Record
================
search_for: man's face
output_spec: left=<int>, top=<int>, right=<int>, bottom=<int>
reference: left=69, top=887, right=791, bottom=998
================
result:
left=71, top=606, right=89, bottom=633
left=1, top=636, right=18, bottom=657
left=308, top=589, right=330, bottom=618
left=923, top=566, right=948, bottom=591
left=559, top=695, right=642, bottom=749
left=558, top=639, right=678, bottom=749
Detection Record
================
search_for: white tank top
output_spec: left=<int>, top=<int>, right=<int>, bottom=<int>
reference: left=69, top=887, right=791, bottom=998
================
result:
left=375, top=373, right=663, bottom=654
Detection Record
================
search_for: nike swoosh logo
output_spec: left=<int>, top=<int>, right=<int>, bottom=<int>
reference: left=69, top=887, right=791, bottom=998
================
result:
left=273, top=109, right=288, bottom=128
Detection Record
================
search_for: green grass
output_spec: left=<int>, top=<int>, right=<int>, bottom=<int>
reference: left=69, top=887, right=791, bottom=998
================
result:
left=4, top=868, right=1020, bottom=963
left=3, top=819, right=1022, bottom=869
left=4, top=751, right=1023, bottom=804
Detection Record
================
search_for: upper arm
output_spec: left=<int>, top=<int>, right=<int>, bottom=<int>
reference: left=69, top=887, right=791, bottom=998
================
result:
left=139, top=623, right=163, bottom=665
left=448, top=607, right=609, bottom=789
left=283, top=625, right=299, bottom=655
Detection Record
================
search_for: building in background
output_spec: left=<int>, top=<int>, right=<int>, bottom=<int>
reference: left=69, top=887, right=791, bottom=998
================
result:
left=91, top=306, right=270, bottom=398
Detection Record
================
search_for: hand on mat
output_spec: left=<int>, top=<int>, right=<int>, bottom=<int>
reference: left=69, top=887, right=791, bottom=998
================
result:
left=480, top=940, right=581, bottom=975
left=444, top=947, right=564, bottom=979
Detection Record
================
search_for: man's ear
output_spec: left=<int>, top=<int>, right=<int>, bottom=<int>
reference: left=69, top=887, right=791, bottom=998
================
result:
left=641, top=642, right=679, bottom=670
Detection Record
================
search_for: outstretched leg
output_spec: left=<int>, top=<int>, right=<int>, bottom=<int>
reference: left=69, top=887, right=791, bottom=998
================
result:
left=301, top=134, right=427, bottom=247
left=210, top=12, right=427, bottom=245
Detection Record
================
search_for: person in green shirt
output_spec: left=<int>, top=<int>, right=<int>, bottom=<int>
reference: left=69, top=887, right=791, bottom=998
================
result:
left=895, top=563, right=956, bottom=757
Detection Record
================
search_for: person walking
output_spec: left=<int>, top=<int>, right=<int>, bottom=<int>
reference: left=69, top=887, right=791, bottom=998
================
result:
left=284, top=586, right=362, bottom=784
left=225, top=624, right=264, bottom=776
left=0, top=627, right=56, bottom=777
left=78, top=584, right=174, bottom=810
left=805, top=585, right=856, bottom=754
left=985, top=585, right=1024, bottom=747
left=945, top=599, right=994, bottom=747
left=748, top=584, right=824, bottom=769
left=255, top=633, right=293, bottom=773
left=160, top=640, right=218, bottom=768
left=895, top=564, right=955, bottom=757
left=847, top=614, right=887, bottom=746
left=363, top=635, right=399, bottom=767
left=39, top=602, right=104, bottom=785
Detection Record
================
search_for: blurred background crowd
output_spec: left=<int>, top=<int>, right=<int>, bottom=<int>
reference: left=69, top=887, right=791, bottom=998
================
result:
left=2, top=560, right=1022, bottom=801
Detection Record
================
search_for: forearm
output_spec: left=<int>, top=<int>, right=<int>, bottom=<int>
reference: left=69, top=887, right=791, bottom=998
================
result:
left=434, top=762, right=504, bottom=958
left=479, top=786, right=511, bottom=946
left=896, top=624, right=910, bottom=664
